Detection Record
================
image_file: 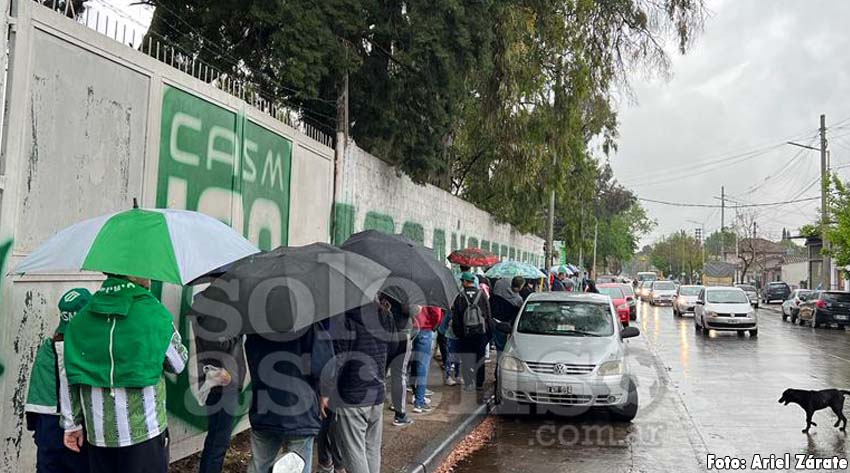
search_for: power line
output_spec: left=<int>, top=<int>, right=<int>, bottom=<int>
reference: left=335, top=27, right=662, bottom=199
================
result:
left=638, top=195, right=820, bottom=208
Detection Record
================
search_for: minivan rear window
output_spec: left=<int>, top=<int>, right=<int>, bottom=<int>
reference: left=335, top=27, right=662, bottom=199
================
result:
left=823, top=292, right=850, bottom=303
left=653, top=282, right=675, bottom=290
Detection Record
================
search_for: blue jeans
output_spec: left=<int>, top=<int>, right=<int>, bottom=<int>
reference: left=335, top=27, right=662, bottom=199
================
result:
left=444, top=338, right=461, bottom=379
left=28, top=413, right=89, bottom=473
left=411, top=330, right=434, bottom=407
left=249, top=430, right=314, bottom=473
left=199, top=387, right=241, bottom=473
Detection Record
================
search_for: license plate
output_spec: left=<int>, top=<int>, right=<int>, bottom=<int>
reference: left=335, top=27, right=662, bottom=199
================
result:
left=546, top=385, right=572, bottom=394
left=836, top=315, right=848, bottom=321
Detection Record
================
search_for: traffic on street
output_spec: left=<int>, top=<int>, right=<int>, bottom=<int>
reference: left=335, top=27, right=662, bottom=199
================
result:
left=454, top=298, right=850, bottom=473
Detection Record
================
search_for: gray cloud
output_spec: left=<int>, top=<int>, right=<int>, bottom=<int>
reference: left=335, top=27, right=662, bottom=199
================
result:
left=610, top=0, right=850, bottom=246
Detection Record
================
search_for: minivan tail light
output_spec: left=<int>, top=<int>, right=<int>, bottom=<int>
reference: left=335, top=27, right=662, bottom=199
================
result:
left=816, top=299, right=827, bottom=309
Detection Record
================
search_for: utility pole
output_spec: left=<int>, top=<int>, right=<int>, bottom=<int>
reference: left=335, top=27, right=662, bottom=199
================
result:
left=546, top=175, right=555, bottom=268
left=592, top=218, right=599, bottom=279
left=787, top=116, right=830, bottom=289
left=820, top=114, right=831, bottom=289
left=752, top=220, right=758, bottom=287
left=720, top=185, right=726, bottom=261
left=330, top=69, right=349, bottom=242
left=578, top=206, right=584, bottom=269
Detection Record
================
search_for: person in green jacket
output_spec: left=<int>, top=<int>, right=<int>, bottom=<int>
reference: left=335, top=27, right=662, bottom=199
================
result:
left=25, top=287, right=91, bottom=473
left=61, top=274, right=188, bottom=473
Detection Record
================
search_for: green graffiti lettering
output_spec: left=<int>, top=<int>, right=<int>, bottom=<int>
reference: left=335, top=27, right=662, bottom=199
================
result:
left=157, top=85, right=291, bottom=428
left=363, top=211, right=395, bottom=234
left=433, top=229, right=446, bottom=261
left=0, top=239, right=10, bottom=378
left=332, top=203, right=356, bottom=245
left=401, top=222, right=424, bottom=245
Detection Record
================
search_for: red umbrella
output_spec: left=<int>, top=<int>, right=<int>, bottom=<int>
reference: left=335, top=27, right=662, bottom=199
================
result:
left=448, top=248, right=500, bottom=267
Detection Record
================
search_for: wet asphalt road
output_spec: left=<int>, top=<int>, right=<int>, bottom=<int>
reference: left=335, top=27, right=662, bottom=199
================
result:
left=452, top=301, right=850, bottom=472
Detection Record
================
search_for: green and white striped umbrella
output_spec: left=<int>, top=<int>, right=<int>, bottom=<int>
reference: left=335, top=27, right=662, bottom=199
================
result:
left=12, top=208, right=259, bottom=285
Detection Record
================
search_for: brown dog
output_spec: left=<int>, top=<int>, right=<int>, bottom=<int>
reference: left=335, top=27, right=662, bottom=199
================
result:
left=778, top=388, right=850, bottom=433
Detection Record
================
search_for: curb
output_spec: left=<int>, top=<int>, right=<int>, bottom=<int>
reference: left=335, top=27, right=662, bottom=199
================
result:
left=402, top=399, right=492, bottom=473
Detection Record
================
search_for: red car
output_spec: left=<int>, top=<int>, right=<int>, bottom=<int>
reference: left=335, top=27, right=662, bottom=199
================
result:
left=598, top=283, right=631, bottom=326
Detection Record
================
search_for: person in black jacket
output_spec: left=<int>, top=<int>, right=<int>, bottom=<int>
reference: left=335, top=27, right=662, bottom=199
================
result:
left=451, top=272, right=492, bottom=394
left=244, top=324, right=334, bottom=473
left=327, top=302, right=391, bottom=473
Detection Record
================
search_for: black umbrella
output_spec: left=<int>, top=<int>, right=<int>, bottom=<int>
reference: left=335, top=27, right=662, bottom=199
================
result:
left=341, top=230, right=459, bottom=309
left=190, top=242, right=390, bottom=337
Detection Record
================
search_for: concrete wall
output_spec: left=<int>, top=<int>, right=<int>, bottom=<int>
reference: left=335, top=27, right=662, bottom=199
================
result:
left=782, top=262, right=808, bottom=289
left=0, top=1, right=541, bottom=470
left=334, top=145, right=544, bottom=264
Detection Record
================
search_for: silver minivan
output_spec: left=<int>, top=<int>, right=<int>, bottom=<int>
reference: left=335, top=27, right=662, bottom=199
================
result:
left=694, top=286, right=758, bottom=337
left=497, top=292, right=640, bottom=421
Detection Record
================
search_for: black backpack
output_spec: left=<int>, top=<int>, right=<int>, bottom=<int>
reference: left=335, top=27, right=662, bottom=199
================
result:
left=462, top=290, right=486, bottom=336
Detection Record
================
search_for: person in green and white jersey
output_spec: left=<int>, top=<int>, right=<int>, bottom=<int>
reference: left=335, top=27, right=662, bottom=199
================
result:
left=61, top=274, right=188, bottom=473
left=26, top=287, right=91, bottom=473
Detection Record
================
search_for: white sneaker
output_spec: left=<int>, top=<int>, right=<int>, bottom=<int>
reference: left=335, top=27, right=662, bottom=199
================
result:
left=445, top=377, right=457, bottom=386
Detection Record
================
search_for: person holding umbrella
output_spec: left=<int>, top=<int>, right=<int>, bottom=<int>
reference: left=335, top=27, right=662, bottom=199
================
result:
left=61, top=274, right=188, bottom=473
left=326, top=301, right=393, bottom=473
left=451, top=272, right=492, bottom=397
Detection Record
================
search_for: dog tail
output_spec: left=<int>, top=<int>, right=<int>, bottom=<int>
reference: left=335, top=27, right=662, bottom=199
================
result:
left=842, top=390, right=850, bottom=397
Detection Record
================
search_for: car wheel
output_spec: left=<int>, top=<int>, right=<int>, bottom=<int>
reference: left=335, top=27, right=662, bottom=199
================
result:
left=737, top=331, right=745, bottom=337
left=609, top=377, right=639, bottom=423
left=750, top=329, right=758, bottom=337
left=755, top=304, right=759, bottom=309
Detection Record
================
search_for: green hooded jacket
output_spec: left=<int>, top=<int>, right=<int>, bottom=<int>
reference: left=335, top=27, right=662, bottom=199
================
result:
left=25, top=288, right=91, bottom=415
left=64, top=277, right=175, bottom=388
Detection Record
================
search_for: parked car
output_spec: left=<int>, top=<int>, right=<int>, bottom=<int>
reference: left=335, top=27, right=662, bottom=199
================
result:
left=648, top=280, right=677, bottom=306
left=797, top=291, right=850, bottom=328
left=637, top=271, right=657, bottom=283
left=762, top=281, right=791, bottom=304
left=619, top=283, right=637, bottom=320
left=496, top=292, right=640, bottom=421
left=735, top=284, right=759, bottom=308
left=673, top=285, right=703, bottom=317
left=694, top=286, right=758, bottom=337
left=599, top=283, right=631, bottom=326
left=597, top=275, right=619, bottom=284
left=639, top=281, right=652, bottom=301
left=781, top=289, right=814, bottom=324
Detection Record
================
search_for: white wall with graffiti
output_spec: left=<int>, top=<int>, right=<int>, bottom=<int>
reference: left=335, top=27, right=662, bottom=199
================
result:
left=0, top=1, right=541, bottom=470
left=334, top=145, right=544, bottom=264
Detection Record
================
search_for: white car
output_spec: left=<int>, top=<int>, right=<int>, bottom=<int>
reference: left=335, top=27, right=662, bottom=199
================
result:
left=673, top=285, right=703, bottom=317
left=496, top=292, right=640, bottom=421
left=648, top=280, right=677, bottom=305
left=694, top=286, right=758, bottom=337
left=781, top=289, right=814, bottom=324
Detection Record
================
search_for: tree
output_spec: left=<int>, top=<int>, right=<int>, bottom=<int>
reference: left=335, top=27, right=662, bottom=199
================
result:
left=143, top=0, right=705, bottom=236
left=704, top=229, right=736, bottom=260
left=649, top=231, right=702, bottom=280
left=827, top=176, right=850, bottom=274
left=734, top=211, right=758, bottom=283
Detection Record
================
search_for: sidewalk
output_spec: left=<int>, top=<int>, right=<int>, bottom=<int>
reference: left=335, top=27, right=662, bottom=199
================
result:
left=170, top=356, right=494, bottom=473
left=381, top=356, right=493, bottom=473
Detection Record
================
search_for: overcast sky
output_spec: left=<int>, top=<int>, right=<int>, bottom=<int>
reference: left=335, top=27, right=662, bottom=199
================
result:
left=608, top=0, right=850, bottom=248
